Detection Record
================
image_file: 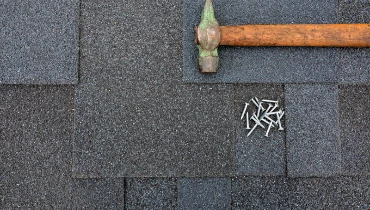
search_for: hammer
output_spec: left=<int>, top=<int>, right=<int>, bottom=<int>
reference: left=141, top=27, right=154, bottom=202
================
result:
left=196, top=0, right=370, bottom=73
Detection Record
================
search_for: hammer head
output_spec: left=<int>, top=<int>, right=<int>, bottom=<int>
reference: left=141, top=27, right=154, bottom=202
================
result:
left=196, top=0, right=220, bottom=73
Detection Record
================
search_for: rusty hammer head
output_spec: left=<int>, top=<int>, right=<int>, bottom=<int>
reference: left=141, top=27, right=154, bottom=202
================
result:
left=195, top=0, right=220, bottom=73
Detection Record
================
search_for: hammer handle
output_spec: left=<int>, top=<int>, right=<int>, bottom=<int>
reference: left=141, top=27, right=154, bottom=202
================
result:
left=220, top=24, right=370, bottom=47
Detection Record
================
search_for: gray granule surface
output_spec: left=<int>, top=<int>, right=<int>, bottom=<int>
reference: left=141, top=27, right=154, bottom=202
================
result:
left=72, top=178, right=125, bottom=209
left=339, top=0, right=370, bottom=84
left=125, top=178, right=177, bottom=210
left=231, top=176, right=289, bottom=209
left=339, top=85, right=370, bottom=175
left=178, top=178, right=231, bottom=210
left=285, top=84, right=340, bottom=177
left=183, top=0, right=339, bottom=83
left=340, top=176, right=370, bottom=209
left=73, top=0, right=235, bottom=177
left=232, top=176, right=370, bottom=209
left=234, top=84, right=286, bottom=176
left=0, top=85, right=74, bottom=209
left=0, top=0, right=79, bottom=84
left=287, top=177, right=342, bottom=208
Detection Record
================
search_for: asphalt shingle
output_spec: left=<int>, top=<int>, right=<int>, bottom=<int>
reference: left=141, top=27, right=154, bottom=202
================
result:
left=234, top=84, right=286, bottom=176
left=0, top=85, right=74, bottom=209
left=339, top=85, right=370, bottom=175
left=73, top=0, right=235, bottom=177
left=341, top=176, right=370, bottom=209
left=125, top=178, right=177, bottom=210
left=339, top=0, right=370, bottom=84
left=178, top=178, right=231, bottom=210
left=288, top=177, right=341, bottom=209
left=183, top=0, right=339, bottom=83
left=232, top=176, right=289, bottom=209
left=286, top=84, right=340, bottom=177
left=0, top=0, right=79, bottom=84
left=232, top=176, right=370, bottom=209
left=72, top=178, right=125, bottom=209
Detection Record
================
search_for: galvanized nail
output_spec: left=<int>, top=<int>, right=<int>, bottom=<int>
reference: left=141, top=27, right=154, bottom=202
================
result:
left=276, top=111, right=285, bottom=130
left=265, top=121, right=274, bottom=137
left=264, top=115, right=275, bottom=123
left=266, top=111, right=280, bottom=116
left=246, top=112, right=250, bottom=129
left=251, top=114, right=265, bottom=129
left=240, top=102, right=249, bottom=120
left=265, top=104, right=274, bottom=113
left=262, top=99, right=279, bottom=104
left=257, top=102, right=263, bottom=117
left=261, top=118, right=271, bottom=125
left=247, top=124, right=258, bottom=137
left=270, top=103, right=279, bottom=113
left=250, top=98, right=259, bottom=107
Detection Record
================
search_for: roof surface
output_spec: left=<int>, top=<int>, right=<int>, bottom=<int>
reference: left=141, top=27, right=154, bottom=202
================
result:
left=1, top=0, right=369, bottom=209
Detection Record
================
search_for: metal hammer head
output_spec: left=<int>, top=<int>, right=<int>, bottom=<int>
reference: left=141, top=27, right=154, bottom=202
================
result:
left=195, top=0, right=220, bottom=73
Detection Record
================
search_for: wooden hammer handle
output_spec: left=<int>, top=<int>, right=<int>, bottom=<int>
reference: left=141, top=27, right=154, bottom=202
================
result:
left=220, top=24, right=370, bottom=47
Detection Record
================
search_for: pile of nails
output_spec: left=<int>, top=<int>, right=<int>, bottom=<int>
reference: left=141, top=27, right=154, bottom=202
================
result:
left=240, top=97, right=285, bottom=137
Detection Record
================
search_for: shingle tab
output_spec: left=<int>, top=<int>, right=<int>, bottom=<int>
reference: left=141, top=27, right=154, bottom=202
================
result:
left=341, top=176, right=370, bottom=209
left=125, top=178, right=177, bottom=210
left=72, top=178, right=125, bottom=209
left=232, top=176, right=370, bottom=209
left=339, top=0, right=370, bottom=84
left=339, top=85, right=370, bottom=175
left=288, top=177, right=342, bottom=209
left=232, top=176, right=289, bottom=209
left=0, top=85, right=74, bottom=209
left=178, top=178, right=231, bottom=210
left=234, top=84, right=286, bottom=176
left=183, top=0, right=339, bottom=83
left=0, top=0, right=79, bottom=84
left=73, top=0, right=235, bottom=177
left=286, top=84, right=340, bottom=177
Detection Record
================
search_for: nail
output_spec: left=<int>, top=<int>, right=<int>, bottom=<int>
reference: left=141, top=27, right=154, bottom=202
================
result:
left=240, top=102, right=249, bottom=120
left=277, top=111, right=285, bottom=118
left=262, top=99, right=279, bottom=104
left=265, top=115, right=278, bottom=126
left=270, top=103, right=279, bottom=113
left=276, top=111, right=285, bottom=130
left=250, top=98, right=259, bottom=107
left=265, top=104, right=274, bottom=113
left=247, top=124, right=258, bottom=137
left=261, top=118, right=271, bottom=125
left=264, top=115, right=275, bottom=123
left=255, top=98, right=266, bottom=111
left=246, top=112, right=250, bottom=129
left=265, top=121, right=274, bottom=137
left=257, top=102, right=263, bottom=117
left=258, top=111, right=266, bottom=121
left=266, top=111, right=280, bottom=116
left=251, top=114, right=265, bottom=129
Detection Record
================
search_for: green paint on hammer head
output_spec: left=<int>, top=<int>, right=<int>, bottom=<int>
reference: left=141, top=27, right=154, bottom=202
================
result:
left=201, top=0, right=217, bottom=23
left=196, top=0, right=221, bottom=73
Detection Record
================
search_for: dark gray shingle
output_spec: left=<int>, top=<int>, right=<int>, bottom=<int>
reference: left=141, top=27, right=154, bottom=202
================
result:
left=0, top=85, right=74, bottom=209
left=0, top=0, right=79, bottom=84
left=286, top=84, right=340, bottom=177
left=73, top=0, right=235, bottom=177
left=72, top=178, right=125, bottom=209
left=339, top=85, right=370, bottom=175
left=125, top=178, right=177, bottom=210
left=178, top=178, right=231, bottom=210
